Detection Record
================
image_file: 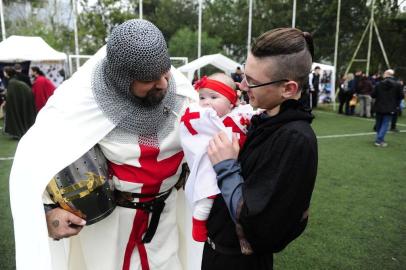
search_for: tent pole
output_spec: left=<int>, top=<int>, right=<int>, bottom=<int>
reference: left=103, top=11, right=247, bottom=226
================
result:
left=72, top=0, right=80, bottom=72
left=332, top=0, right=341, bottom=111
left=366, top=0, right=375, bottom=75
left=247, top=0, right=253, bottom=54
left=139, top=0, right=143, bottom=19
left=373, top=21, right=390, bottom=69
left=0, top=0, right=6, bottom=41
left=197, top=0, right=202, bottom=77
left=292, top=0, right=296, bottom=28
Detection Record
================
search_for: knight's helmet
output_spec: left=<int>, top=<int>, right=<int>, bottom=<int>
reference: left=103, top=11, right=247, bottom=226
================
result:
left=104, top=19, right=171, bottom=99
left=47, top=145, right=115, bottom=225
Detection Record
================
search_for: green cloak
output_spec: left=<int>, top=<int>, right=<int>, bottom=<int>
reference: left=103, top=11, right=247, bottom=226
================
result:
left=4, top=77, right=36, bottom=139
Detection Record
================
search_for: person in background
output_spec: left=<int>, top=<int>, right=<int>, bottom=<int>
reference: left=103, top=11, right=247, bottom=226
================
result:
left=0, top=77, right=5, bottom=114
left=192, top=71, right=199, bottom=84
left=231, top=66, right=244, bottom=83
left=356, top=73, right=373, bottom=118
left=30, top=66, right=56, bottom=112
left=14, top=63, right=32, bottom=87
left=338, top=74, right=348, bottom=114
left=371, top=69, right=404, bottom=147
left=3, top=66, right=36, bottom=139
left=309, top=66, right=320, bottom=108
left=347, top=72, right=361, bottom=116
left=341, top=73, right=354, bottom=115
left=390, top=77, right=404, bottom=132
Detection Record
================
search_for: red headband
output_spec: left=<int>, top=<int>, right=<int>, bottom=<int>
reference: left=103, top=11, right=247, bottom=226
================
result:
left=194, top=76, right=237, bottom=105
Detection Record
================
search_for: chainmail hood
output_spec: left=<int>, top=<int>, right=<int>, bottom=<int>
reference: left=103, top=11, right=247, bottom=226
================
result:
left=105, top=19, right=171, bottom=95
left=91, top=19, right=184, bottom=145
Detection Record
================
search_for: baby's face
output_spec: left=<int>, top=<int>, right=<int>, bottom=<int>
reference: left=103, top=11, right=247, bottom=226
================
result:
left=199, top=88, right=233, bottom=117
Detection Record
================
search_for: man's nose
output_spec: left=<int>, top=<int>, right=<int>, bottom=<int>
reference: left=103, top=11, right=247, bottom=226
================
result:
left=155, top=76, right=168, bottom=89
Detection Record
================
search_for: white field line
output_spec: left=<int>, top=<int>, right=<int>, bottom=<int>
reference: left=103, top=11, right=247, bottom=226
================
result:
left=315, top=110, right=406, bottom=127
left=317, top=130, right=406, bottom=139
left=0, top=157, right=14, bottom=160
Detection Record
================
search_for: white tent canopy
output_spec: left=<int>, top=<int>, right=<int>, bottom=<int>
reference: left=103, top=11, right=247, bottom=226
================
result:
left=178, top=53, right=241, bottom=81
left=0, top=35, right=67, bottom=62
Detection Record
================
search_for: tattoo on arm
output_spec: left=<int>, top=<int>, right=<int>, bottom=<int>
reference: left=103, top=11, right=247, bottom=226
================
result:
left=52, top=219, right=60, bottom=228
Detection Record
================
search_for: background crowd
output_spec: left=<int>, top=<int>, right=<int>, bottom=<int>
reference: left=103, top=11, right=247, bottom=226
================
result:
left=0, top=64, right=55, bottom=139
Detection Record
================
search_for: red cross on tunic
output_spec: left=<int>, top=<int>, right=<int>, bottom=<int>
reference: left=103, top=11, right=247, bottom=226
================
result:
left=109, top=143, right=184, bottom=270
left=180, top=107, right=200, bottom=135
left=223, top=116, right=247, bottom=147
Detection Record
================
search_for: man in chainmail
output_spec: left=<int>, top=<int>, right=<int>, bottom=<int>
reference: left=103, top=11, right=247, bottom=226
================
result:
left=9, top=19, right=197, bottom=270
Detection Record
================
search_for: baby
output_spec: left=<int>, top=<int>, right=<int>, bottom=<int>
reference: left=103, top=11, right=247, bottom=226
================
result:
left=180, top=73, right=254, bottom=254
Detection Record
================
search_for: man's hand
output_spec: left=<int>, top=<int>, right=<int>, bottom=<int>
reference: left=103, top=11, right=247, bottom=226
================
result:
left=208, top=132, right=240, bottom=165
left=45, top=208, right=86, bottom=240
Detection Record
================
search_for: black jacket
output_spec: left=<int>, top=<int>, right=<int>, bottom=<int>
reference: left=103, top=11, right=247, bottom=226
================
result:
left=371, top=78, right=404, bottom=114
left=206, top=100, right=318, bottom=267
left=15, top=72, right=32, bottom=87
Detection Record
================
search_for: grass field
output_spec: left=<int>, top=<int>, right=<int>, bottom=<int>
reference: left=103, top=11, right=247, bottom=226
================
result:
left=1, top=105, right=405, bottom=270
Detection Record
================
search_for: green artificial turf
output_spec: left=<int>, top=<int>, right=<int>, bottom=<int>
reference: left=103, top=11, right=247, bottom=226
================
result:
left=274, top=107, right=406, bottom=270
left=0, top=119, right=17, bottom=270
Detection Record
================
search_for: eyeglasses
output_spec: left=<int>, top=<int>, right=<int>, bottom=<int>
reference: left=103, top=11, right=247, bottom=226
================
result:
left=241, top=76, right=289, bottom=89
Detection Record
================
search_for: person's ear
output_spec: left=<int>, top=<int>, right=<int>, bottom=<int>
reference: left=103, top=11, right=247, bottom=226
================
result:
left=281, top=81, right=299, bottom=99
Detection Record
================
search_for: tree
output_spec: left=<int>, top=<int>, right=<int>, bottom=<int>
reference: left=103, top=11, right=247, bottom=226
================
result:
left=5, top=16, right=74, bottom=53
left=168, top=27, right=223, bottom=61
left=152, top=0, right=197, bottom=42
left=78, top=0, right=137, bottom=54
left=3, top=0, right=74, bottom=53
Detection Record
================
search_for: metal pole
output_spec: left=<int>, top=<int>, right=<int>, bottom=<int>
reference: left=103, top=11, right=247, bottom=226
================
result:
left=373, top=21, right=390, bottom=69
left=247, top=0, right=253, bottom=53
left=197, top=0, right=202, bottom=77
left=366, top=0, right=375, bottom=75
left=72, top=0, right=80, bottom=71
left=0, top=0, right=6, bottom=40
left=332, top=0, right=341, bottom=111
left=344, top=20, right=371, bottom=75
left=139, top=0, right=143, bottom=19
left=292, top=0, right=296, bottom=28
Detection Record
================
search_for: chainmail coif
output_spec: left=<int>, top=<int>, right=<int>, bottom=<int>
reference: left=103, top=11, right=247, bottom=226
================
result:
left=105, top=19, right=171, bottom=93
left=91, top=19, right=184, bottom=146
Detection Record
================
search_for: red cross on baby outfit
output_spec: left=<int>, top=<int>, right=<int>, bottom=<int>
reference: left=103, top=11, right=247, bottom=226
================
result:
left=223, top=116, right=247, bottom=147
left=180, top=107, right=200, bottom=135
